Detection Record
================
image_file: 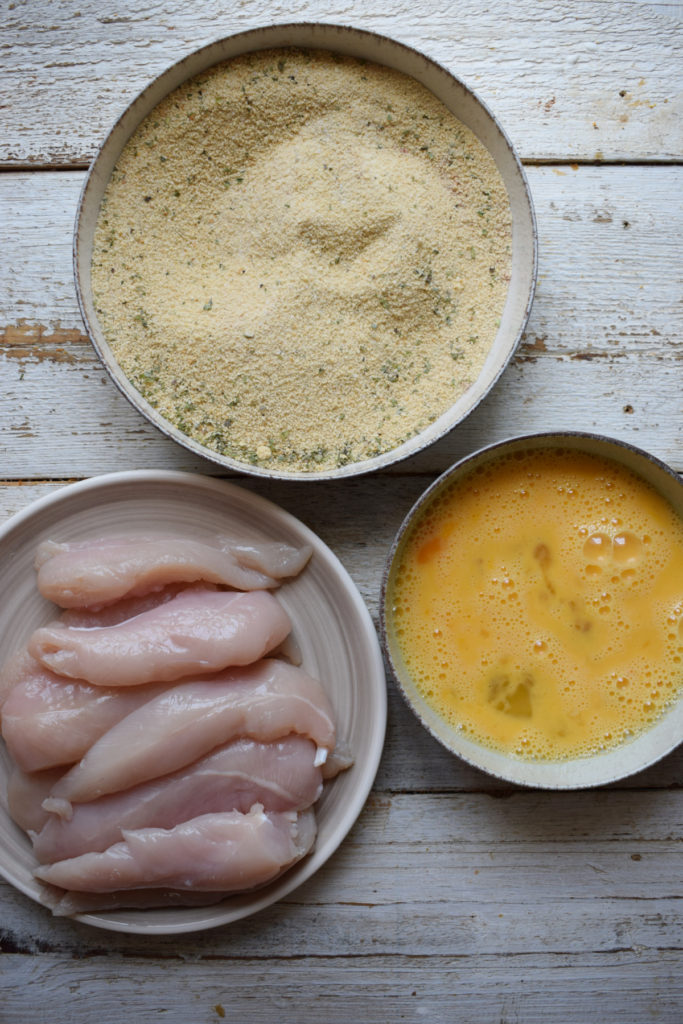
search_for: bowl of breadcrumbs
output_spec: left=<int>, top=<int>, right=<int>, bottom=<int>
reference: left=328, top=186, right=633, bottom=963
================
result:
left=75, top=23, right=537, bottom=479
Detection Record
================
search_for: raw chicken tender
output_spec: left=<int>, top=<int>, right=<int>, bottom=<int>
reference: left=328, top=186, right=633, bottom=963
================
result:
left=1, top=652, right=167, bottom=772
left=41, top=887, right=227, bottom=917
left=0, top=647, right=28, bottom=709
left=45, top=659, right=336, bottom=811
left=58, top=583, right=189, bottom=629
left=2, top=528, right=350, bottom=917
left=0, top=583, right=191, bottom=726
left=35, top=535, right=312, bottom=608
left=7, top=765, right=64, bottom=832
left=0, top=585, right=185, bottom=708
left=34, top=806, right=317, bottom=893
left=320, top=740, right=355, bottom=780
left=29, top=587, right=291, bottom=687
left=33, top=736, right=324, bottom=863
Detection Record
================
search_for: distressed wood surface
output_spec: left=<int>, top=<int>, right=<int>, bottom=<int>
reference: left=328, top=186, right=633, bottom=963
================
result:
left=1, top=0, right=681, bottom=166
left=2, top=952, right=681, bottom=1024
left=1, top=784, right=682, bottom=1020
left=1, top=164, right=682, bottom=478
left=0, top=1, right=681, bottom=1022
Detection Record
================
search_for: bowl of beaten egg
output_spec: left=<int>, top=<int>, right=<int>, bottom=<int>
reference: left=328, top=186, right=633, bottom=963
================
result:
left=74, top=23, right=536, bottom=479
left=381, top=432, right=683, bottom=788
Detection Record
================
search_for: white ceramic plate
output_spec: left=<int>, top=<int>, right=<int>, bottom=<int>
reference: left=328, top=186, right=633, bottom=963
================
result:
left=0, top=471, right=387, bottom=933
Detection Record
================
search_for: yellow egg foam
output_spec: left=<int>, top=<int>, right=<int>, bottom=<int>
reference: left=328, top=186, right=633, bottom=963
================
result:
left=389, top=447, right=683, bottom=761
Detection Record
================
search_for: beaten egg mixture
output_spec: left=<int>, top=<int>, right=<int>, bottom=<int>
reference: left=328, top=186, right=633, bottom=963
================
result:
left=389, top=447, right=683, bottom=760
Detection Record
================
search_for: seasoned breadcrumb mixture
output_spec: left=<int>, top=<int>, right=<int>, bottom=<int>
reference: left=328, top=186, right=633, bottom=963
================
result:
left=92, top=48, right=512, bottom=471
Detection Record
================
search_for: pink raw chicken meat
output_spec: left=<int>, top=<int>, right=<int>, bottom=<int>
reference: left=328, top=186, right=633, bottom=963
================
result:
left=29, top=587, right=292, bottom=687
left=1, top=651, right=168, bottom=772
left=33, top=736, right=325, bottom=863
left=57, top=583, right=189, bottom=629
left=0, top=646, right=30, bottom=710
left=34, top=806, right=317, bottom=893
left=45, top=659, right=336, bottom=812
left=42, top=887, right=228, bottom=917
left=0, top=583, right=189, bottom=709
left=35, top=534, right=312, bottom=608
left=7, top=764, right=64, bottom=832
left=0, top=585, right=201, bottom=764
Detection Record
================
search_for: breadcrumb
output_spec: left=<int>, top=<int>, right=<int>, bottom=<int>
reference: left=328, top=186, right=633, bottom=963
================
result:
left=92, top=48, right=512, bottom=472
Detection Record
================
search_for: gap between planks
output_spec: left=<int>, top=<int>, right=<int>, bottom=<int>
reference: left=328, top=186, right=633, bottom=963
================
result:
left=1, top=158, right=682, bottom=174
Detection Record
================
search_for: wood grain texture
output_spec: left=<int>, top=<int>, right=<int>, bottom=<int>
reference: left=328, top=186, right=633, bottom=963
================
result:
left=0, top=3, right=681, bottom=1021
left=0, top=476, right=681, bottom=797
left=1, top=786, right=682, bottom=1019
left=1, top=165, right=681, bottom=478
left=1, top=951, right=681, bottom=1024
left=1, top=0, right=681, bottom=166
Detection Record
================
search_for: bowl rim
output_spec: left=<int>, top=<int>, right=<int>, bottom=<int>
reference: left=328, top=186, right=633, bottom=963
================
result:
left=73, top=20, right=538, bottom=482
left=380, top=429, right=683, bottom=789
left=0, top=469, right=388, bottom=933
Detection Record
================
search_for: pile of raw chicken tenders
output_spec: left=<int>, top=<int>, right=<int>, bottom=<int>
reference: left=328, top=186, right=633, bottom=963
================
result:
left=0, top=534, right=349, bottom=916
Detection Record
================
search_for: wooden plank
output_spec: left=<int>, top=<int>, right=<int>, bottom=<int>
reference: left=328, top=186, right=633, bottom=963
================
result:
left=1, top=476, right=682, bottom=791
left=1, top=475, right=681, bottom=795
left=1, top=5, right=680, bottom=1021
left=3, top=165, right=681, bottom=356
left=1, top=950, right=681, bottom=1023
left=638, top=2, right=683, bottom=15
left=1, top=0, right=681, bottom=166
left=1, top=878, right=681, bottom=958
left=1, top=790, right=681, bottom=955
left=1, top=165, right=682, bottom=478
left=1, top=347, right=681, bottom=477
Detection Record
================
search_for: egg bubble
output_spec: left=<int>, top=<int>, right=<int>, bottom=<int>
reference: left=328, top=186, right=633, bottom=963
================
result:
left=613, top=531, right=643, bottom=565
left=583, top=532, right=611, bottom=561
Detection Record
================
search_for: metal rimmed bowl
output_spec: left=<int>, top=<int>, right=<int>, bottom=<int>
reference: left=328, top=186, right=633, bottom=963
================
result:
left=380, top=432, right=683, bottom=789
left=74, top=22, right=537, bottom=481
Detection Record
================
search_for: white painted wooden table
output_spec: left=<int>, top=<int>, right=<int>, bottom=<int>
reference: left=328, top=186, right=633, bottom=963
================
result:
left=1, top=2, right=681, bottom=1021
